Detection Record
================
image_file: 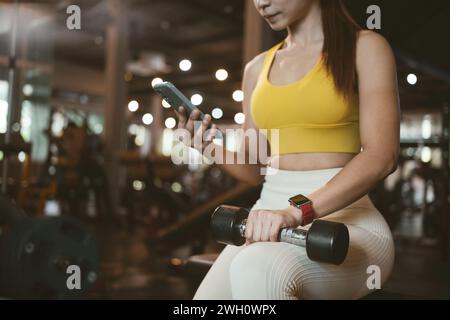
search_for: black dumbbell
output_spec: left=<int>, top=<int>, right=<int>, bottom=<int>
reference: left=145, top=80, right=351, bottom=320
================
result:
left=211, top=205, right=349, bottom=265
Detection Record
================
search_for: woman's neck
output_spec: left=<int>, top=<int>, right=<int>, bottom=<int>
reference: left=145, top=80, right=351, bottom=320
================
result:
left=285, top=2, right=324, bottom=50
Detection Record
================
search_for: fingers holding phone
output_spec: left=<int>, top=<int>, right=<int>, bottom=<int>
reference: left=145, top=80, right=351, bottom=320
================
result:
left=175, top=106, right=216, bottom=150
left=153, top=81, right=218, bottom=150
left=195, top=113, right=217, bottom=144
left=175, top=106, right=187, bottom=129
left=175, top=106, right=201, bottom=133
left=187, top=108, right=202, bottom=133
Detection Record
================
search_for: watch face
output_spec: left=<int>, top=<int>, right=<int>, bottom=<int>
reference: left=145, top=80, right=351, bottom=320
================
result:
left=289, top=194, right=311, bottom=206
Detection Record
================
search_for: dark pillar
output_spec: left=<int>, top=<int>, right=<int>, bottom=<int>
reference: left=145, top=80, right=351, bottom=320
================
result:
left=1, top=2, right=19, bottom=194
left=440, top=103, right=449, bottom=260
left=104, top=0, right=128, bottom=216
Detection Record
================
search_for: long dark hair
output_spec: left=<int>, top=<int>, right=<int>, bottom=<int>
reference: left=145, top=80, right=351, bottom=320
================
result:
left=320, top=0, right=362, bottom=99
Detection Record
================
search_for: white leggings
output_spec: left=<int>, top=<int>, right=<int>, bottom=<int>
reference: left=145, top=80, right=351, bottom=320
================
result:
left=193, top=166, right=395, bottom=300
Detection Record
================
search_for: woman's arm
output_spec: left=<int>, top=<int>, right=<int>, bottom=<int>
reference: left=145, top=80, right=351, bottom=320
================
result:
left=306, top=30, right=400, bottom=217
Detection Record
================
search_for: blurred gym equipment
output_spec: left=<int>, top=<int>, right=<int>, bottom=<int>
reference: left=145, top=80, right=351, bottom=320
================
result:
left=148, top=182, right=261, bottom=254
left=46, top=114, right=111, bottom=221
left=0, top=195, right=99, bottom=299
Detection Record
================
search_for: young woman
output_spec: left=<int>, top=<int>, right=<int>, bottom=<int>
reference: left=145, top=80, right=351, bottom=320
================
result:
left=176, top=0, right=400, bottom=299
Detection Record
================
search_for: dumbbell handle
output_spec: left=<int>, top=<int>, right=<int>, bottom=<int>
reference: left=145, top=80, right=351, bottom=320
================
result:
left=239, top=219, right=308, bottom=247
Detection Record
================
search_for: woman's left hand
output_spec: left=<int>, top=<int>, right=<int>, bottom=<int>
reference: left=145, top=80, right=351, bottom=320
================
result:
left=245, top=206, right=303, bottom=243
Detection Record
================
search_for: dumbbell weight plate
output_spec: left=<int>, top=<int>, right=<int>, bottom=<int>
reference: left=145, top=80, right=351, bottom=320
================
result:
left=211, top=205, right=249, bottom=246
left=306, top=220, right=349, bottom=265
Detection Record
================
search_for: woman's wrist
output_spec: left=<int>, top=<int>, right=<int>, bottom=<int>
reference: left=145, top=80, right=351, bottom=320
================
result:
left=286, top=205, right=303, bottom=226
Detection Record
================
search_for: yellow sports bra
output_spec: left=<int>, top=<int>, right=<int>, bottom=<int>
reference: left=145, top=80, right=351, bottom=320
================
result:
left=250, top=41, right=361, bottom=156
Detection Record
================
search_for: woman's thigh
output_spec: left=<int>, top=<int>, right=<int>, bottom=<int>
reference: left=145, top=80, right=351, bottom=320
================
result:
left=193, top=244, right=244, bottom=300
left=228, top=223, right=394, bottom=300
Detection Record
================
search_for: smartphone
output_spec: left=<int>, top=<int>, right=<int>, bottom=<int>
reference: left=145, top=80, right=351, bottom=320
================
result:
left=153, top=81, right=206, bottom=120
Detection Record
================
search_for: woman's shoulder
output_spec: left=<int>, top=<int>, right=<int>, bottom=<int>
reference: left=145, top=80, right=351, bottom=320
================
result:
left=243, top=51, right=268, bottom=85
left=355, top=30, right=396, bottom=68
left=245, top=50, right=268, bottom=73
left=244, top=41, right=282, bottom=80
left=356, top=30, right=394, bottom=59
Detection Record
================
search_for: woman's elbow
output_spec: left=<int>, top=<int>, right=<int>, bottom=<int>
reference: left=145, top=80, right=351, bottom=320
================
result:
left=383, top=151, right=399, bottom=177
left=387, top=159, right=398, bottom=176
left=364, top=148, right=399, bottom=179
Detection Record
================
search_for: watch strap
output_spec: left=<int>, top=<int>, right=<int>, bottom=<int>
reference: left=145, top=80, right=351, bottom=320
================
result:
left=299, top=201, right=315, bottom=226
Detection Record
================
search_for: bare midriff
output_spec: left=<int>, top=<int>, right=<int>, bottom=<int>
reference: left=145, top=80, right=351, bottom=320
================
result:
left=267, top=152, right=357, bottom=171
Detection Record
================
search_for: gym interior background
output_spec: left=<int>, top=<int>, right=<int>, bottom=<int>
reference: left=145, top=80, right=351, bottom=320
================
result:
left=0, top=0, right=449, bottom=299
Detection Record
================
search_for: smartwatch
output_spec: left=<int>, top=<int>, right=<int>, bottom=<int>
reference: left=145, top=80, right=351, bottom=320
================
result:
left=288, top=194, right=316, bottom=226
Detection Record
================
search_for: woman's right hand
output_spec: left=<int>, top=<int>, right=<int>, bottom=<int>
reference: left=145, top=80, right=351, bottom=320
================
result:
left=244, top=207, right=302, bottom=244
left=174, top=106, right=217, bottom=151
